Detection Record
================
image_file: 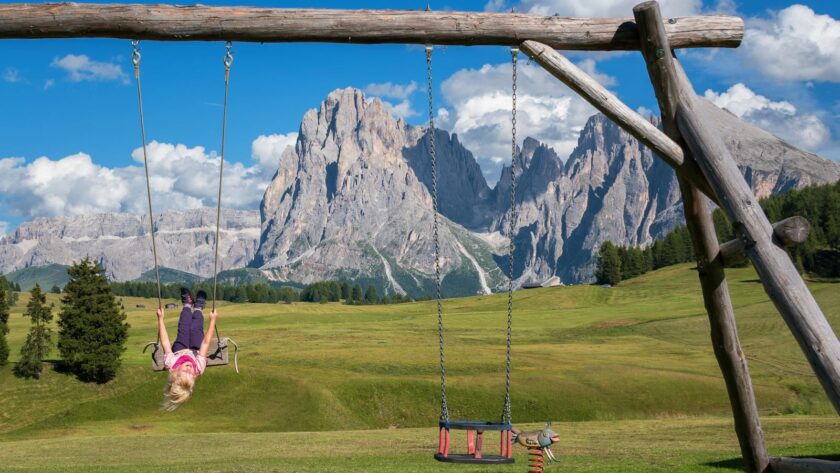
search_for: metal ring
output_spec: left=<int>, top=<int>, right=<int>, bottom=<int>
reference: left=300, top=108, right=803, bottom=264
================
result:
left=131, top=50, right=142, bottom=66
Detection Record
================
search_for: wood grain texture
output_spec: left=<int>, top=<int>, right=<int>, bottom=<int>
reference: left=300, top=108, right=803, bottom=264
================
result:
left=677, top=96, right=840, bottom=416
left=520, top=40, right=717, bottom=202
left=770, top=457, right=840, bottom=473
left=0, top=3, right=743, bottom=49
left=633, top=3, right=770, bottom=472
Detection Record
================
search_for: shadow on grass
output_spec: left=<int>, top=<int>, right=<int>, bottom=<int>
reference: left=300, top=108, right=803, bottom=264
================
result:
left=706, top=455, right=840, bottom=471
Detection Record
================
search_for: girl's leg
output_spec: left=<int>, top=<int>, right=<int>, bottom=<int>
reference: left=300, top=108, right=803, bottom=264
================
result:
left=171, top=306, right=193, bottom=352
left=189, top=309, right=206, bottom=351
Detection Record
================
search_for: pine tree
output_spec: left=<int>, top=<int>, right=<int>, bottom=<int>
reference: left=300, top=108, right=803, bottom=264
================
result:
left=14, top=284, right=53, bottom=379
left=0, top=282, right=9, bottom=366
left=364, top=284, right=379, bottom=305
left=351, top=284, right=363, bottom=304
left=595, top=242, right=622, bottom=286
left=57, top=259, right=129, bottom=383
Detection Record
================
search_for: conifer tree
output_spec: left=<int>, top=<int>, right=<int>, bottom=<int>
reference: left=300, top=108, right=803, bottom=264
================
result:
left=364, top=284, right=379, bottom=304
left=57, top=259, right=129, bottom=383
left=14, top=284, right=53, bottom=379
left=595, top=242, right=622, bottom=286
left=0, top=282, right=9, bottom=366
left=351, top=284, right=363, bottom=304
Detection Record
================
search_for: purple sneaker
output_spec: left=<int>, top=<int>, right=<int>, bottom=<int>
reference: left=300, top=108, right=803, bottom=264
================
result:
left=180, top=287, right=193, bottom=306
left=195, top=290, right=207, bottom=310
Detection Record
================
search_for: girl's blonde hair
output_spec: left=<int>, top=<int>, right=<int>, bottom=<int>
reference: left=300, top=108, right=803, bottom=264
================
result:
left=163, top=367, right=196, bottom=411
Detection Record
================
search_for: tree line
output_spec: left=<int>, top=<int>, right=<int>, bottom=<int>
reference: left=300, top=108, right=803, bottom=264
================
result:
left=110, top=280, right=299, bottom=304
left=110, top=279, right=415, bottom=305
left=596, top=181, right=840, bottom=286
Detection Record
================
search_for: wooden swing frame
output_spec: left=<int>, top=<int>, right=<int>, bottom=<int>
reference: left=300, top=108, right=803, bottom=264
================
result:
left=2, top=2, right=838, bottom=471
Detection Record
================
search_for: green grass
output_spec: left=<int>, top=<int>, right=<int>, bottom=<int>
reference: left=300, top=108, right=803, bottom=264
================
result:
left=0, top=264, right=838, bottom=472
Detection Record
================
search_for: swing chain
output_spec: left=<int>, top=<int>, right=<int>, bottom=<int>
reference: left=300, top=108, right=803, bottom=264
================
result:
left=502, top=46, right=518, bottom=425
left=427, top=44, right=449, bottom=423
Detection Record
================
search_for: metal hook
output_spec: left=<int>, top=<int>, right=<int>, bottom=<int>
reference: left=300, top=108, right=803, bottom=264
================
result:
left=131, top=40, right=142, bottom=66
left=223, top=41, right=234, bottom=69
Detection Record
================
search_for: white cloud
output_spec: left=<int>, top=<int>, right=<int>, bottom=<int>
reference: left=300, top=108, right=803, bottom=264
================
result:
left=439, top=60, right=610, bottom=180
left=705, top=83, right=831, bottom=151
left=0, top=134, right=297, bottom=219
left=364, top=81, right=418, bottom=100
left=381, top=99, right=420, bottom=119
left=51, top=54, right=128, bottom=84
left=517, top=0, right=700, bottom=17
left=636, top=106, right=654, bottom=118
left=484, top=0, right=508, bottom=12
left=0, top=221, right=8, bottom=237
left=43, top=79, right=55, bottom=90
left=741, top=5, right=840, bottom=83
left=251, top=133, right=298, bottom=178
left=2, top=68, right=21, bottom=83
left=364, top=81, right=420, bottom=119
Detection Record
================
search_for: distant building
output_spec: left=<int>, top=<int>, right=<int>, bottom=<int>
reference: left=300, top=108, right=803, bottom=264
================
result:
left=165, top=303, right=177, bottom=309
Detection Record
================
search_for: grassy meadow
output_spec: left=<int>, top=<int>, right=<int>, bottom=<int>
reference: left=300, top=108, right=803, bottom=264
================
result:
left=0, top=263, right=838, bottom=472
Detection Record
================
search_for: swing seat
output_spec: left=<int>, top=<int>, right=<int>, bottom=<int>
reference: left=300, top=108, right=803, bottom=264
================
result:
left=143, top=337, right=239, bottom=373
left=435, top=420, right=515, bottom=465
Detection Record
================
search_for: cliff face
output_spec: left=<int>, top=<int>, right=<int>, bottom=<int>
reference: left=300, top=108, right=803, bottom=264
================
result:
left=4, top=90, right=839, bottom=291
left=0, top=209, right=260, bottom=281
left=254, top=88, right=504, bottom=297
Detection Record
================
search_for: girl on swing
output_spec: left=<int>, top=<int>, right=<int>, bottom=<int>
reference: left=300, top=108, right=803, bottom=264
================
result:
left=155, top=288, right=218, bottom=411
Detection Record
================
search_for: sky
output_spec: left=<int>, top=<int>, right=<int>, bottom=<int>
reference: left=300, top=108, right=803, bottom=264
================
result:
left=1, top=0, right=839, bottom=235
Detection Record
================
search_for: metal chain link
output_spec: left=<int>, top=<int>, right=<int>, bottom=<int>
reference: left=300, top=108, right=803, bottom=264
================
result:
left=131, top=40, right=163, bottom=315
left=502, top=46, right=518, bottom=425
left=427, top=44, right=449, bottom=423
left=211, top=41, right=233, bottom=345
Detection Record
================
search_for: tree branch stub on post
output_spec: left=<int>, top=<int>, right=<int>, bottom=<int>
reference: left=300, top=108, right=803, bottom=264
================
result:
left=720, top=216, right=810, bottom=267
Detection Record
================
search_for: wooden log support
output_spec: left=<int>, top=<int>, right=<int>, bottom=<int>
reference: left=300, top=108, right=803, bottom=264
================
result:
left=770, top=457, right=840, bottom=473
left=520, top=40, right=717, bottom=203
left=634, top=2, right=771, bottom=472
left=0, top=3, right=745, bottom=50
left=676, top=99, right=840, bottom=415
left=720, top=217, right=810, bottom=267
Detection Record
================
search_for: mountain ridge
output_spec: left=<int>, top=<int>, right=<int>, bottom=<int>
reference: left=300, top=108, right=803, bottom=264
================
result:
left=3, top=87, right=839, bottom=295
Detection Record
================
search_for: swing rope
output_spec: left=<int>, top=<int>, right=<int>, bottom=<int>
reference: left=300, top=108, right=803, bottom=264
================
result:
left=426, top=44, right=448, bottom=423
left=133, top=40, right=237, bottom=372
left=132, top=41, right=163, bottom=315
left=210, top=42, right=233, bottom=352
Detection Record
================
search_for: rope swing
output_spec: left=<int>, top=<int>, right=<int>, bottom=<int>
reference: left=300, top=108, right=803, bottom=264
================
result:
left=431, top=43, right=519, bottom=465
left=136, top=40, right=238, bottom=373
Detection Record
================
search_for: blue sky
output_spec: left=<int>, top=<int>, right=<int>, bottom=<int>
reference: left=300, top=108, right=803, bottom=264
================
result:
left=1, top=0, right=839, bottom=234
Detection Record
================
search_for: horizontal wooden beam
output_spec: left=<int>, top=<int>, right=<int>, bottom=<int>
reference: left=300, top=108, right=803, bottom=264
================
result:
left=720, top=216, right=810, bottom=267
left=520, top=40, right=718, bottom=202
left=0, top=3, right=744, bottom=50
left=770, top=456, right=840, bottom=473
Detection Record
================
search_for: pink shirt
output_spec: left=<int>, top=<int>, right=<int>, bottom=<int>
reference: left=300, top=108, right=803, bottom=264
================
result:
left=164, top=349, right=207, bottom=376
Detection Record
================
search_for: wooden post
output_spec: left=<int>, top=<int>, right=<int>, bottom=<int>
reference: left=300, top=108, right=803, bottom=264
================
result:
left=520, top=40, right=717, bottom=203
left=770, top=457, right=840, bottom=473
left=0, top=3, right=745, bottom=49
left=720, top=217, right=810, bottom=267
left=677, top=95, right=840, bottom=414
left=634, top=2, right=770, bottom=472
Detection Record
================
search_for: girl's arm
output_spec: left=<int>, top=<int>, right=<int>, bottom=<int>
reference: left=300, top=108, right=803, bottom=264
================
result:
left=198, top=310, right=218, bottom=358
left=157, top=308, right=173, bottom=354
